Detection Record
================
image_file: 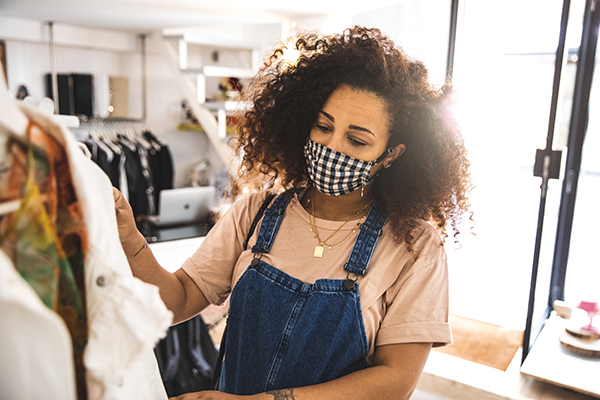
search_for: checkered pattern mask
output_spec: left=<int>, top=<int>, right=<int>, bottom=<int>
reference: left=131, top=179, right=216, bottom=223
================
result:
left=304, top=138, right=392, bottom=196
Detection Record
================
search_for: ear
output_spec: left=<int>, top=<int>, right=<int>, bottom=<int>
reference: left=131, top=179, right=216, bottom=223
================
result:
left=383, top=143, right=406, bottom=165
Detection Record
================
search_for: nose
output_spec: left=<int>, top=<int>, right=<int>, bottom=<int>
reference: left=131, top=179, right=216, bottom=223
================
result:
left=322, top=132, right=345, bottom=153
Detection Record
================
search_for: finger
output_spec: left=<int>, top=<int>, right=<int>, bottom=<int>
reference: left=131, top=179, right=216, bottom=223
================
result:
left=113, top=187, right=122, bottom=202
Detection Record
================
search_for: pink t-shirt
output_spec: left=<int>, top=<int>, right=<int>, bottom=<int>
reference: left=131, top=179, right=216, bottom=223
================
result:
left=182, top=191, right=452, bottom=364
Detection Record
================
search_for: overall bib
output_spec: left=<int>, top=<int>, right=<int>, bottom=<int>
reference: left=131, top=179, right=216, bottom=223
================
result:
left=220, top=191, right=387, bottom=395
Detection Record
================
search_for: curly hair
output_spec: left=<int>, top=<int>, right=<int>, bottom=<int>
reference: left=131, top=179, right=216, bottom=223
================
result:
left=231, top=25, right=472, bottom=248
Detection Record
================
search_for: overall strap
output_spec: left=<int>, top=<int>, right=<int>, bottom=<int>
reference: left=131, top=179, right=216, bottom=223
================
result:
left=210, top=191, right=277, bottom=391
left=251, top=190, right=296, bottom=254
left=244, top=193, right=276, bottom=250
left=343, top=201, right=387, bottom=276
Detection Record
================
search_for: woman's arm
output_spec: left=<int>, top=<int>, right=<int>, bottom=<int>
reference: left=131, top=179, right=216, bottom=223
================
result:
left=263, top=342, right=431, bottom=400
left=172, top=342, right=432, bottom=400
left=113, top=187, right=209, bottom=323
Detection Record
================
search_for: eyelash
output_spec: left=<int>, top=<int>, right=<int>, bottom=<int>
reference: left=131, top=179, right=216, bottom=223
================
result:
left=317, top=124, right=332, bottom=133
left=348, top=137, right=367, bottom=146
left=315, top=124, right=367, bottom=146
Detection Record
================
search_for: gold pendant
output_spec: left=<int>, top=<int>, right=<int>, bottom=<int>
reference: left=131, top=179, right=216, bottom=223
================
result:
left=314, top=244, right=324, bottom=258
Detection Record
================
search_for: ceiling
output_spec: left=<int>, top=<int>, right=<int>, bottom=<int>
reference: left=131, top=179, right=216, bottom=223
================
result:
left=0, top=0, right=401, bottom=32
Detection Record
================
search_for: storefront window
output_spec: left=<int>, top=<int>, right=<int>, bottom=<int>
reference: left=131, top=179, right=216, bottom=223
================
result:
left=563, top=58, right=600, bottom=305
left=448, top=0, right=586, bottom=329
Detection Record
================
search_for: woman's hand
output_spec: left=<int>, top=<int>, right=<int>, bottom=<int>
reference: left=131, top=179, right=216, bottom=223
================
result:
left=170, top=391, right=254, bottom=400
left=112, top=187, right=138, bottom=244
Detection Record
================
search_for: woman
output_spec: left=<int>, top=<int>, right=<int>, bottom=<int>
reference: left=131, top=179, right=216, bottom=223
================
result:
left=114, top=26, right=472, bottom=399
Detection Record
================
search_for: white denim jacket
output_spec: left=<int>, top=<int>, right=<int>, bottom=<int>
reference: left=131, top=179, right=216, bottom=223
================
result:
left=0, top=102, right=173, bottom=400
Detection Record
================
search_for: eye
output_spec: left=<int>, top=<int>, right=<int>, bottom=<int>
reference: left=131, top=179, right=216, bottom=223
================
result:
left=348, top=137, right=367, bottom=146
left=316, top=124, right=332, bottom=133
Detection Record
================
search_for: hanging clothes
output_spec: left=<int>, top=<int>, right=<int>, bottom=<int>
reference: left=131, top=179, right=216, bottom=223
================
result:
left=1, top=123, right=90, bottom=399
left=0, top=102, right=173, bottom=400
left=83, top=138, right=122, bottom=190
left=143, top=131, right=173, bottom=212
left=80, top=129, right=173, bottom=218
left=118, top=135, right=150, bottom=217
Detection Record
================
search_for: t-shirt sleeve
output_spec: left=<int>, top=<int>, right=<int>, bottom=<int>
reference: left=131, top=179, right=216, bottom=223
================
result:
left=376, top=229, right=452, bottom=348
left=180, top=192, right=268, bottom=305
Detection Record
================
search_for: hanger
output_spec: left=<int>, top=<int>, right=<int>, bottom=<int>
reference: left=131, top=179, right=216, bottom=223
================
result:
left=99, top=131, right=122, bottom=155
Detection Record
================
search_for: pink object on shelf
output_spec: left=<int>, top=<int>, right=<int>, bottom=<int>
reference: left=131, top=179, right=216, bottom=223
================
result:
left=577, top=301, right=600, bottom=334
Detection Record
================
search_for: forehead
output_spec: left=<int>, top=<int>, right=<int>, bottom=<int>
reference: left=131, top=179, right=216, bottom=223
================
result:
left=320, top=85, right=390, bottom=135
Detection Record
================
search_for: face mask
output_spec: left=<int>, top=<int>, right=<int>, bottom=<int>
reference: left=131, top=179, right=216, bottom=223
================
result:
left=304, top=138, right=393, bottom=196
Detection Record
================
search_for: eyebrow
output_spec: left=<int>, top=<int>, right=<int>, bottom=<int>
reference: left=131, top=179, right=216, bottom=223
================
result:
left=319, top=111, right=375, bottom=136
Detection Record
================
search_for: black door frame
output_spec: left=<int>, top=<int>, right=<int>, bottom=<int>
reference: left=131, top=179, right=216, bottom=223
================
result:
left=445, top=0, right=600, bottom=362
left=520, top=0, right=599, bottom=361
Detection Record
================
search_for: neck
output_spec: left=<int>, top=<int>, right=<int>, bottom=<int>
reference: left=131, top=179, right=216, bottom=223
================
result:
left=303, top=185, right=375, bottom=221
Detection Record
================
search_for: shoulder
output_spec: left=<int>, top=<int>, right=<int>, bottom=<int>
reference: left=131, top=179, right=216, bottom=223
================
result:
left=377, top=219, right=446, bottom=277
left=411, top=220, right=445, bottom=251
left=408, top=220, right=447, bottom=268
left=218, top=191, right=276, bottom=232
left=227, top=191, right=274, bottom=215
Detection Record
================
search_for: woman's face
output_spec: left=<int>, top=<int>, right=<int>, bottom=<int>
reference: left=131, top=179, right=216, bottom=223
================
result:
left=309, top=84, right=391, bottom=163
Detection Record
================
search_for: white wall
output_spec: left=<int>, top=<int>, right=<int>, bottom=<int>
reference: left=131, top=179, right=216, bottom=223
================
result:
left=353, top=0, right=451, bottom=86
left=0, top=16, right=284, bottom=188
left=0, top=9, right=454, bottom=189
left=266, top=4, right=452, bottom=86
left=0, top=16, right=144, bottom=118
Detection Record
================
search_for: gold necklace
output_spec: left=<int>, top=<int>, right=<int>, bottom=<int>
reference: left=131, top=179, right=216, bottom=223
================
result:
left=309, top=191, right=374, bottom=258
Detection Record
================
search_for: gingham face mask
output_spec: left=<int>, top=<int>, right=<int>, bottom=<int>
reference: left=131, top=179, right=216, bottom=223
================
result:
left=304, top=138, right=392, bottom=196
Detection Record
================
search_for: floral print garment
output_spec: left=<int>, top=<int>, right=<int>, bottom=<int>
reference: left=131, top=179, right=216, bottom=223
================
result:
left=0, top=123, right=89, bottom=399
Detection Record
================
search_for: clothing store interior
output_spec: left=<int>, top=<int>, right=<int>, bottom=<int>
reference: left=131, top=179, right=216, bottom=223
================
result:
left=1, top=0, right=599, bottom=399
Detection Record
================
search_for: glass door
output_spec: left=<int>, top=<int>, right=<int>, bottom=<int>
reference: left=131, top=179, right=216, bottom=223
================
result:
left=563, top=70, right=600, bottom=305
left=448, top=0, right=578, bottom=331
left=545, top=0, right=600, bottom=326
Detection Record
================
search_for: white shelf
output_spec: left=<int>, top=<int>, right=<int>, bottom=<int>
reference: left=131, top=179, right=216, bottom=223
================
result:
left=201, top=101, right=251, bottom=112
left=521, top=313, right=600, bottom=398
left=182, top=65, right=255, bottom=79
left=163, top=34, right=259, bottom=51
left=52, top=114, right=80, bottom=128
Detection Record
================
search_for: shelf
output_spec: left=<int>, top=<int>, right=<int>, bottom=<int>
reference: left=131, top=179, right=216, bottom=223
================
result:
left=201, top=101, right=250, bottom=112
left=163, top=34, right=259, bottom=51
left=181, top=66, right=255, bottom=79
left=521, top=312, right=600, bottom=398
left=52, top=114, right=80, bottom=128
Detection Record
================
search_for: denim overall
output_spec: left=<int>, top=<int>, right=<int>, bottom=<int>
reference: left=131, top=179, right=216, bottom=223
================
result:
left=220, top=191, right=387, bottom=395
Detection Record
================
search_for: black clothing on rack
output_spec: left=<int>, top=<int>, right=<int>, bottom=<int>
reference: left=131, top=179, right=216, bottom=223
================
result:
left=144, top=131, right=174, bottom=211
left=81, top=131, right=174, bottom=218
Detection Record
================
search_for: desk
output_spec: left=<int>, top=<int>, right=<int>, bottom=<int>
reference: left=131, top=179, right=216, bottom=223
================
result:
left=137, top=219, right=212, bottom=244
left=521, top=313, right=600, bottom=398
left=148, top=236, right=205, bottom=273
left=148, top=235, right=228, bottom=343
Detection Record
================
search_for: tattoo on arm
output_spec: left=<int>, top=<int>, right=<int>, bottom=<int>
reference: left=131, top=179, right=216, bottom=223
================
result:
left=265, top=389, right=297, bottom=400
left=133, top=243, right=147, bottom=257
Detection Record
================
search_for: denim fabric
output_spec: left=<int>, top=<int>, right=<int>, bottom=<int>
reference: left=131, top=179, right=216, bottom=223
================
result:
left=343, top=201, right=387, bottom=276
left=222, top=191, right=387, bottom=395
left=251, top=192, right=294, bottom=254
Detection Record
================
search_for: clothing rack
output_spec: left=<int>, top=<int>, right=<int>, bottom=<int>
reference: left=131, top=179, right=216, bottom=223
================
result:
left=74, top=122, right=173, bottom=219
left=70, top=119, right=149, bottom=142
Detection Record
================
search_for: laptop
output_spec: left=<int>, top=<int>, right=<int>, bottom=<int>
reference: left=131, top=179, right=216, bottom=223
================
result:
left=144, top=186, right=216, bottom=227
